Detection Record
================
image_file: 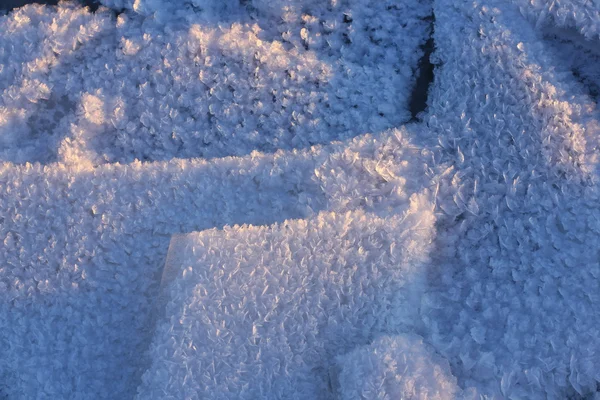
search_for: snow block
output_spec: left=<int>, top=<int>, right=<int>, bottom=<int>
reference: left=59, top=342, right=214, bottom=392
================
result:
left=138, top=204, right=435, bottom=399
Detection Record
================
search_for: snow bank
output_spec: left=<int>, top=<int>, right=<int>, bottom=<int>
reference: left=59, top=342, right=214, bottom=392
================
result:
left=138, top=203, right=435, bottom=399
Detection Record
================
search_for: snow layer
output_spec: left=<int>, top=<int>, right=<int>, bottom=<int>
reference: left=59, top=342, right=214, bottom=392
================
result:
left=0, top=123, right=430, bottom=398
left=0, top=152, right=321, bottom=398
left=419, top=0, right=600, bottom=398
left=0, top=0, right=430, bottom=164
left=138, top=205, right=435, bottom=399
left=2, top=0, right=600, bottom=398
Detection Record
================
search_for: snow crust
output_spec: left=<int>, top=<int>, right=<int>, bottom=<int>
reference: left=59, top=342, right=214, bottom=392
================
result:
left=2, top=0, right=600, bottom=398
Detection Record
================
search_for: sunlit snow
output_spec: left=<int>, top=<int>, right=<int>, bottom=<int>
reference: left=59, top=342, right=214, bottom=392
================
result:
left=1, top=0, right=600, bottom=398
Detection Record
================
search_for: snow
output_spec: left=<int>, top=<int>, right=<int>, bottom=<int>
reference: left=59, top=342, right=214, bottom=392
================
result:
left=0, top=0, right=430, bottom=164
left=335, top=334, right=460, bottom=400
left=510, top=0, right=600, bottom=39
left=140, top=205, right=435, bottom=399
left=420, top=0, right=600, bottom=397
left=1, top=0, right=600, bottom=398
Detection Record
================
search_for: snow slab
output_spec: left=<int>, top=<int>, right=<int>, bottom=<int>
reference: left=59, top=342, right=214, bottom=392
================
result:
left=139, top=204, right=435, bottom=399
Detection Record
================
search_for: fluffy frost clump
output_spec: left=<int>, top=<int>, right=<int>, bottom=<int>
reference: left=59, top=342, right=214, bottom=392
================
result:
left=336, top=334, right=459, bottom=400
left=0, top=3, right=114, bottom=163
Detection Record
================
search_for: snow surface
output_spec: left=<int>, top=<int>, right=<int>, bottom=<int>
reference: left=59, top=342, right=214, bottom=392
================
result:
left=335, top=334, right=459, bottom=400
left=511, top=0, right=600, bottom=39
left=140, top=206, right=435, bottom=399
left=1, top=0, right=600, bottom=398
left=0, top=0, right=430, bottom=164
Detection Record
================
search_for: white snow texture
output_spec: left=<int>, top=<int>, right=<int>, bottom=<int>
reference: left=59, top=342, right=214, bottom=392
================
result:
left=335, top=334, right=459, bottom=400
left=1, top=0, right=600, bottom=398
left=140, top=206, right=435, bottom=399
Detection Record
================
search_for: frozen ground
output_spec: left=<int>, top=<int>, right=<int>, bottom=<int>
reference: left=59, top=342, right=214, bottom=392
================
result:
left=1, top=0, right=600, bottom=399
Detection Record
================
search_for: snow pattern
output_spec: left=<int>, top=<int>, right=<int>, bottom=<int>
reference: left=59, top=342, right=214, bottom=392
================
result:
left=1, top=0, right=600, bottom=398
left=336, top=334, right=460, bottom=400
left=140, top=206, right=435, bottom=399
